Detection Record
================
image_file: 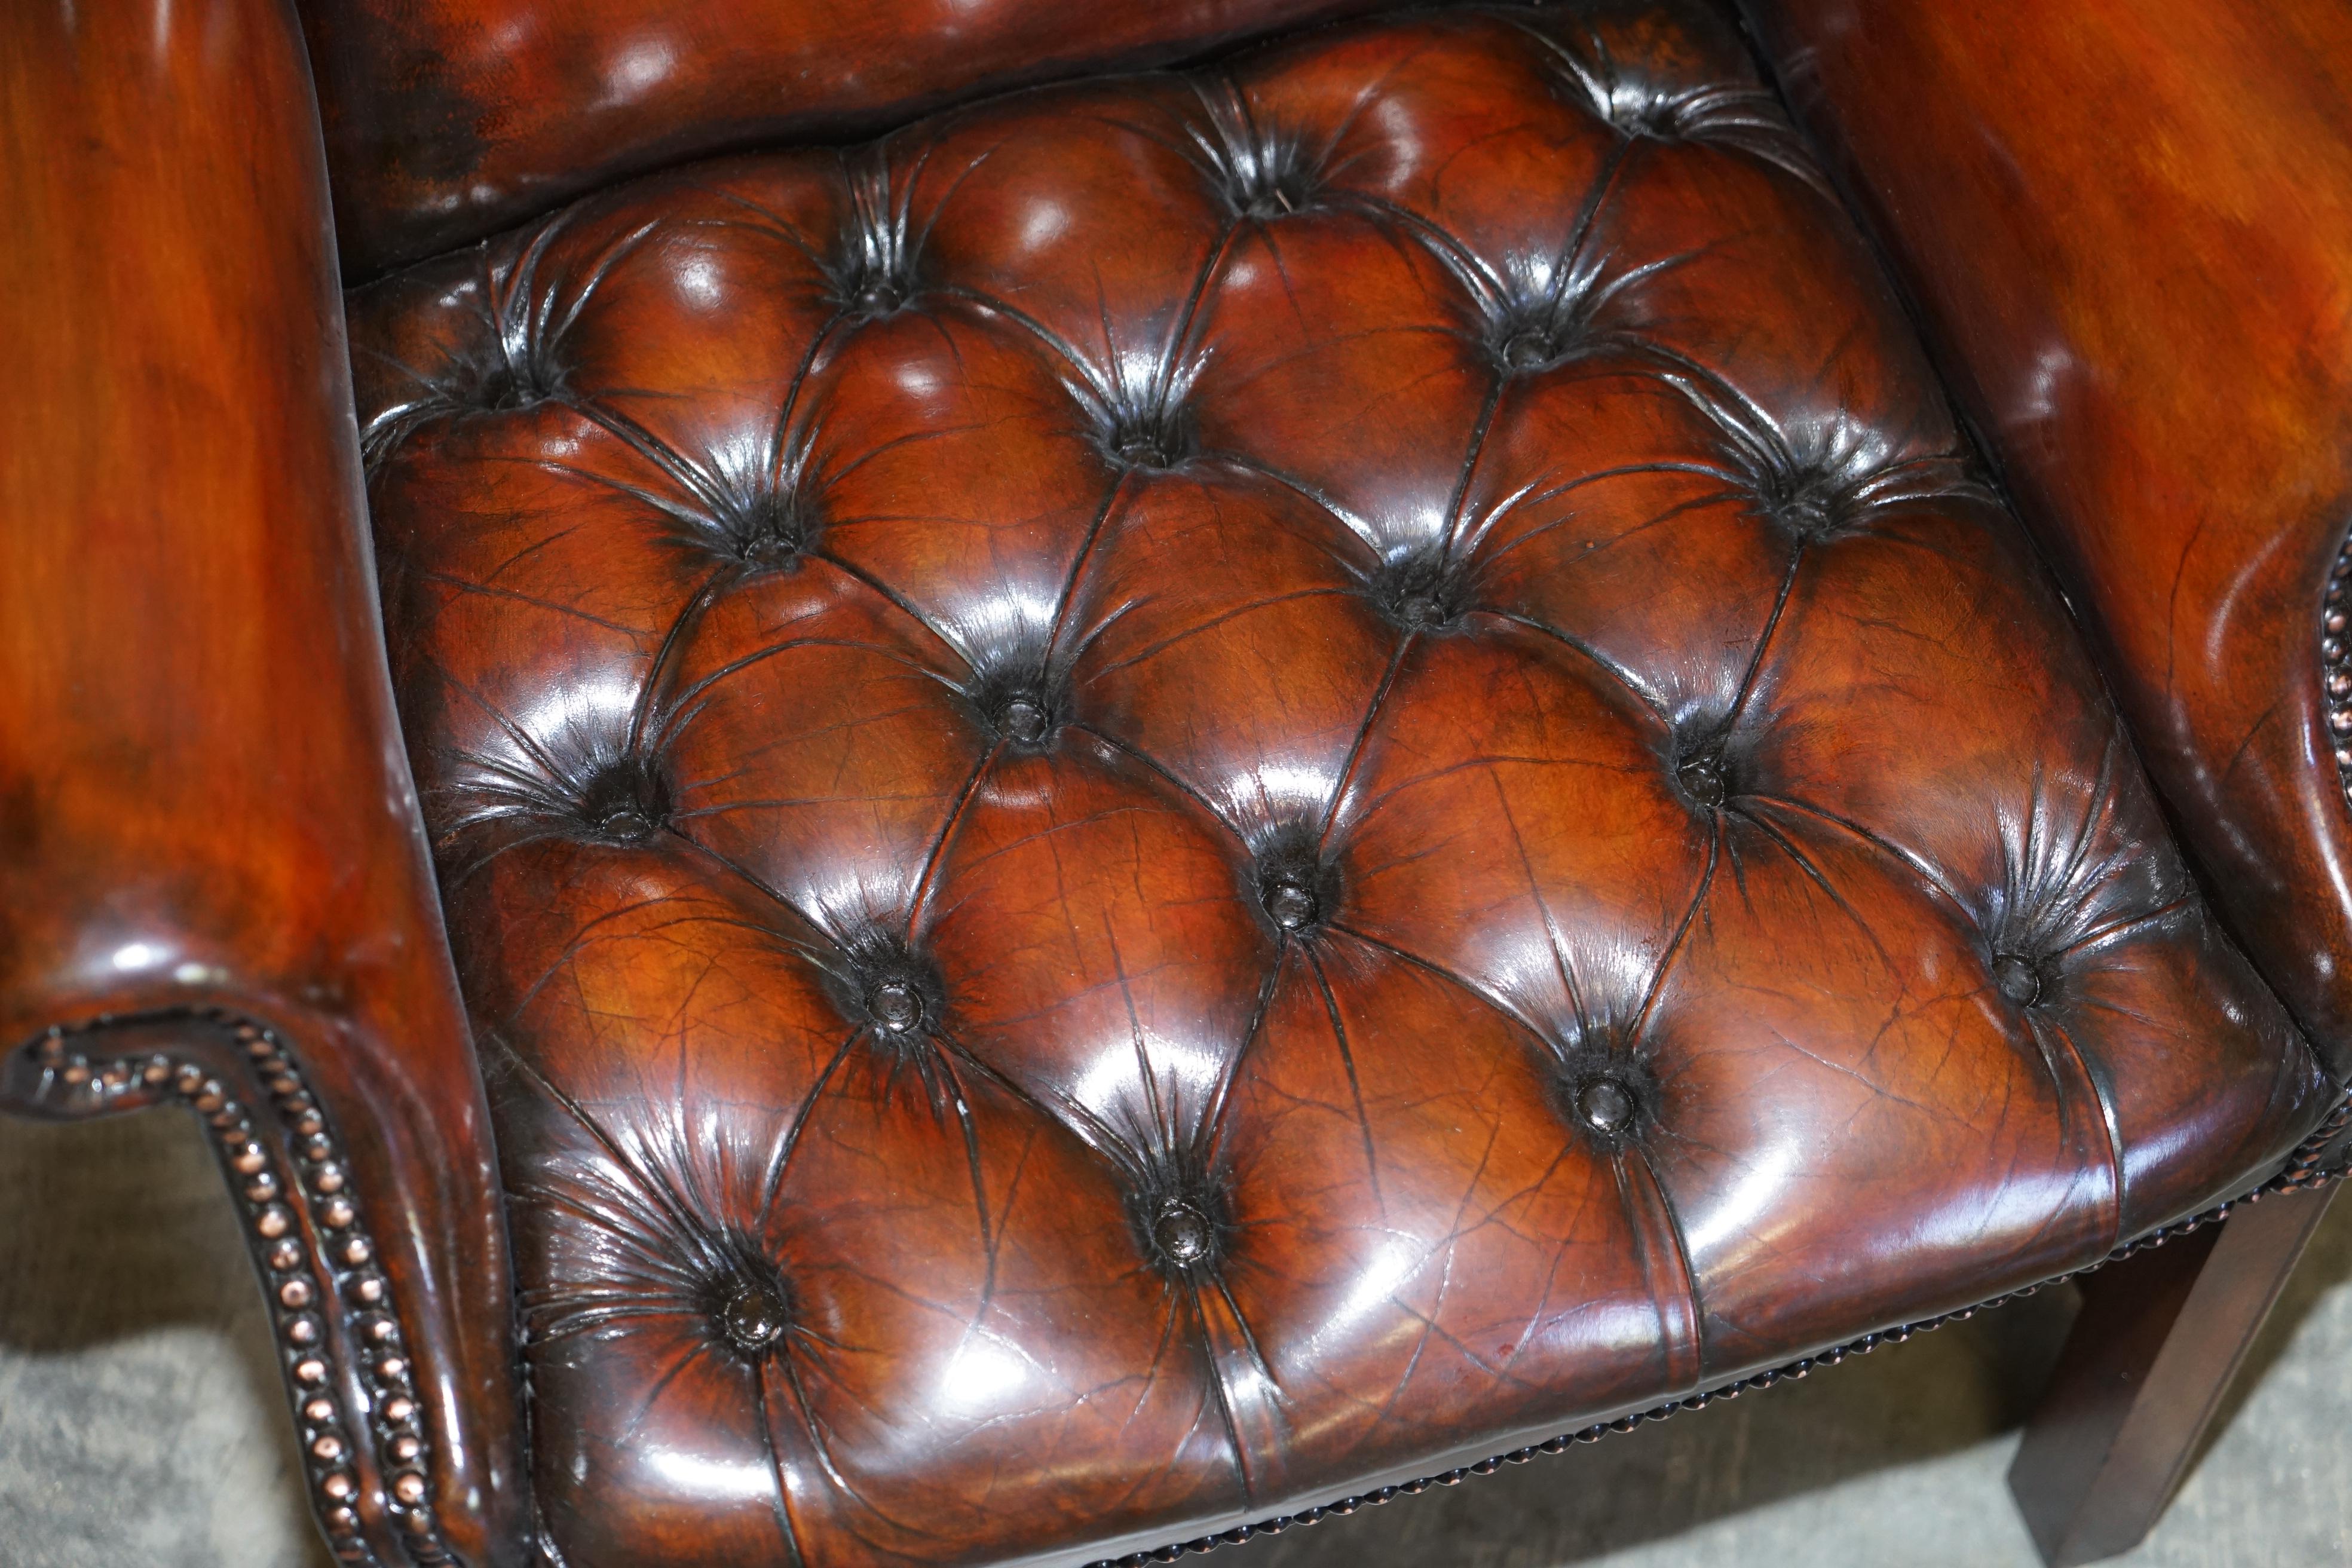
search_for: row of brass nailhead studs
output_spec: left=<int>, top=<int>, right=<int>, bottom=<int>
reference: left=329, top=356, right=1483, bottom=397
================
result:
left=28, top=1012, right=454, bottom=1568
left=1088, top=1092, right=2352, bottom=1567
left=2328, top=536, right=2352, bottom=777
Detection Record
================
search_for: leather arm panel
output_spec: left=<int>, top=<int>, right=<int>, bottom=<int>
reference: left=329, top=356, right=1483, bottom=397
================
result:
left=0, top=2, right=525, bottom=1561
left=1740, top=0, right=2352, bottom=1070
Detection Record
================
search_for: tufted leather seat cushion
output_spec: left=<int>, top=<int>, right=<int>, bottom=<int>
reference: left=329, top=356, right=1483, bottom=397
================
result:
left=346, top=4, right=2337, bottom=1563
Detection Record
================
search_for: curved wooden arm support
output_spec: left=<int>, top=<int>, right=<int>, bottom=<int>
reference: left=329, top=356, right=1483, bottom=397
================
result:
left=1740, top=0, right=2352, bottom=1065
left=0, top=1, right=525, bottom=1563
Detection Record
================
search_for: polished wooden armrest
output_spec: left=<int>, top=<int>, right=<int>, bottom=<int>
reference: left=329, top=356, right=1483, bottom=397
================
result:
left=0, top=1, right=525, bottom=1562
left=1742, top=0, right=2352, bottom=1067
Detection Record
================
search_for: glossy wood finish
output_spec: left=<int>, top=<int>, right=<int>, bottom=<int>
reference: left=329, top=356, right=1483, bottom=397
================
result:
left=301, top=0, right=1420, bottom=274
left=2011, top=1183, right=2338, bottom=1565
left=343, top=5, right=2333, bottom=1562
left=1741, top=0, right=2352, bottom=1071
left=0, top=1, right=524, bottom=1561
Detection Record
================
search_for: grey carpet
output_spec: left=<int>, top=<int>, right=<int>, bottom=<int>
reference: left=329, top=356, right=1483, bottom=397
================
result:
left=4, top=1108, right=2346, bottom=1567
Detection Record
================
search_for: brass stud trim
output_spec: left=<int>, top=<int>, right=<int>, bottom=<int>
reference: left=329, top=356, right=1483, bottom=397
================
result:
left=4, top=1010, right=463, bottom=1568
left=1086, top=1092, right=2352, bottom=1568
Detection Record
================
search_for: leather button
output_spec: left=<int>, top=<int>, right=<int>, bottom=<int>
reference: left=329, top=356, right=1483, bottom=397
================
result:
left=1205, top=103, right=1317, bottom=220
left=733, top=492, right=807, bottom=565
left=593, top=808, right=654, bottom=840
left=868, top=978, right=924, bottom=1033
left=851, top=280, right=904, bottom=317
left=1373, top=555, right=1469, bottom=632
left=576, top=757, right=669, bottom=841
left=1109, top=418, right=1188, bottom=470
left=1992, top=954, right=2044, bottom=1008
left=467, top=351, right=545, bottom=410
left=978, top=673, right=1061, bottom=748
left=1574, top=1076, right=1637, bottom=1135
left=1759, top=467, right=1851, bottom=540
left=1000, top=697, right=1050, bottom=743
left=1263, top=877, right=1318, bottom=932
left=1676, top=753, right=1726, bottom=810
left=1502, top=329, right=1558, bottom=370
left=718, top=1282, right=787, bottom=1355
left=1397, top=592, right=1445, bottom=627
left=1625, top=97, right=1685, bottom=139
left=1151, top=1202, right=1214, bottom=1267
left=1776, top=492, right=1836, bottom=538
left=1100, top=391, right=1192, bottom=471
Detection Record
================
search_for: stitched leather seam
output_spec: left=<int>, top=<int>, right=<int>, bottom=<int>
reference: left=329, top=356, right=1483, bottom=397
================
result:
left=1, top=1008, right=461, bottom=1568
left=1085, top=1089, right=2352, bottom=1567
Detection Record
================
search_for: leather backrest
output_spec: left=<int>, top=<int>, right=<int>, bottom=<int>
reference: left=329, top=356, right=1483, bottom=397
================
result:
left=302, top=0, right=1419, bottom=274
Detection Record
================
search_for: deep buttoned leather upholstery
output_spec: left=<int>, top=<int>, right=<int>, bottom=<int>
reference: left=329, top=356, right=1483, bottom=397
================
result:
left=346, top=5, right=2337, bottom=1563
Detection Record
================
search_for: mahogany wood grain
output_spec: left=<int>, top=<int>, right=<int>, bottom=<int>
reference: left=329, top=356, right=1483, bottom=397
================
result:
left=2010, top=1184, right=2338, bottom=1566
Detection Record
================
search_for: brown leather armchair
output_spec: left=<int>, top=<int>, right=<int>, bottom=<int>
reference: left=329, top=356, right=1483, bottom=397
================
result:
left=6, top=1, right=2350, bottom=1565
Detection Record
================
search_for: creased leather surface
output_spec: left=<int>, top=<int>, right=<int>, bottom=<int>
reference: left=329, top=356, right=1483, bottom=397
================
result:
left=302, top=0, right=1419, bottom=274
left=346, top=5, right=2333, bottom=1563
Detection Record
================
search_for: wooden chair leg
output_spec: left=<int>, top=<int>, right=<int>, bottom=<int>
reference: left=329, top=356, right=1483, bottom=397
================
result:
left=2008, top=1183, right=2336, bottom=1566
